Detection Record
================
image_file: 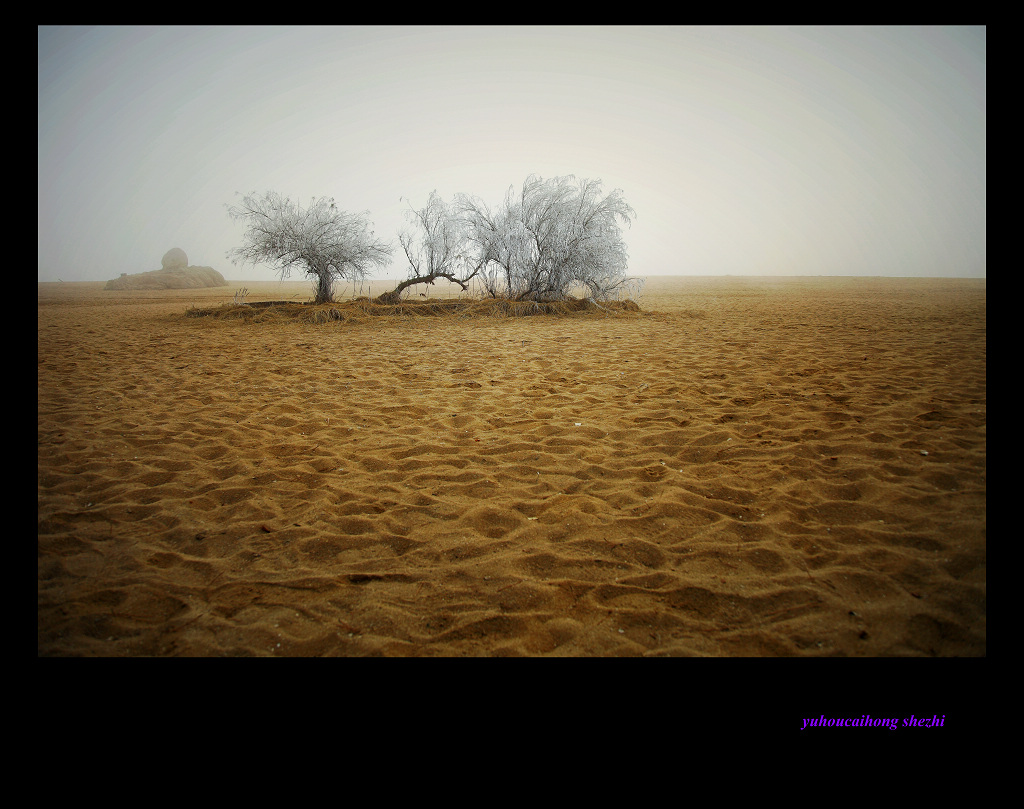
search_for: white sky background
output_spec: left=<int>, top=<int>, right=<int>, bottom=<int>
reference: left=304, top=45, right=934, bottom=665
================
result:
left=38, top=25, right=986, bottom=283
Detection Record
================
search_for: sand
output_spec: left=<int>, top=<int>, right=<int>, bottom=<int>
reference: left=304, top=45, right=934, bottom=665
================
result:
left=37, top=276, right=986, bottom=656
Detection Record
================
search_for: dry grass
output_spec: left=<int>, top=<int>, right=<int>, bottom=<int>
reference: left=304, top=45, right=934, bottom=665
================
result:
left=184, top=295, right=643, bottom=324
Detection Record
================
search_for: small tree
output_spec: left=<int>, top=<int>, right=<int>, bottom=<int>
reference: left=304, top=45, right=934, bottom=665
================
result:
left=456, top=175, right=636, bottom=302
left=376, top=191, right=489, bottom=305
left=226, top=191, right=392, bottom=305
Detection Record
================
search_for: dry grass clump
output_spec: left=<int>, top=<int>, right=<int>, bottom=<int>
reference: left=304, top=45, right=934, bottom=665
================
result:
left=185, top=296, right=642, bottom=324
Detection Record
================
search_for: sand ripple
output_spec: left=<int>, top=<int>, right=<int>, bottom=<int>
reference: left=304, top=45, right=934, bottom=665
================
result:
left=38, top=277, right=986, bottom=655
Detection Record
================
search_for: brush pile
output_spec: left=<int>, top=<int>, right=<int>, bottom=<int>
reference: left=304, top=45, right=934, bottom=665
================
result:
left=185, top=296, right=641, bottom=324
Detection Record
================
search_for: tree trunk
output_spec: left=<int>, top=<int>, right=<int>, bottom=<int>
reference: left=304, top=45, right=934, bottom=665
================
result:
left=313, top=270, right=334, bottom=305
left=376, top=275, right=423, bottom=305
left=376, top=272, right=455, bottom=305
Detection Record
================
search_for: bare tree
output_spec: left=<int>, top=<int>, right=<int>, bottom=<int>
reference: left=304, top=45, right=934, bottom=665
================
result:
left=456, top=175, right=636, bottom=302
left=375, top=191, right=489, bottom=305
left=226, top=191, right=392, bottom=305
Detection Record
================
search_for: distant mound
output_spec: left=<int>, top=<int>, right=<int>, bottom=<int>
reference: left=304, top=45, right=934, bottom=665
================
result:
left=105, top=247, right=228, bottom=290
left=105, top=265, right=228, bottom=290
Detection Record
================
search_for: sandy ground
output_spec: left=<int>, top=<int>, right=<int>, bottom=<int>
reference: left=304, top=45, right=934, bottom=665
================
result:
left=37, top=276, right=986, bottom=656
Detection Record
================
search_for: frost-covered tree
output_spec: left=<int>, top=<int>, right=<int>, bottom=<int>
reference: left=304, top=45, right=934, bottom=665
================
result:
left=226, top=191, right=392, bottom=305
left=376, top=191, right=489, bottom=305
left=456, top=175, right=636, bottom=301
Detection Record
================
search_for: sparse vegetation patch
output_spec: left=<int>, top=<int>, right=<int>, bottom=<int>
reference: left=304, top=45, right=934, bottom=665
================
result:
left=185, top=295, right=642, bottom=324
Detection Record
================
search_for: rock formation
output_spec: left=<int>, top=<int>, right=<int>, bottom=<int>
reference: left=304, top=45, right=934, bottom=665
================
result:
left=161, top=247, right=189, bottom=269
left=105, top=248, right=228, bottom=290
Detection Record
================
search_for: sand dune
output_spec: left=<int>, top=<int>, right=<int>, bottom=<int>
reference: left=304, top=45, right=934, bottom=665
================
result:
left=37, top=276, right=986, bottom=656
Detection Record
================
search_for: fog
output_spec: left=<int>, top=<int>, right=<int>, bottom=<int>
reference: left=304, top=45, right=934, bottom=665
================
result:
left=38, top=25, right=985, bottom=283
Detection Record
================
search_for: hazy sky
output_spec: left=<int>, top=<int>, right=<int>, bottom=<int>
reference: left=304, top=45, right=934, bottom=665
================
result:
left=38, top=25, right=985, bottom=283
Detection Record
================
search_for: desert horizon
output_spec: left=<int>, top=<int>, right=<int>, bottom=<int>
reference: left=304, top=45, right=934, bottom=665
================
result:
left=37, top=274, right=986, bottom=656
